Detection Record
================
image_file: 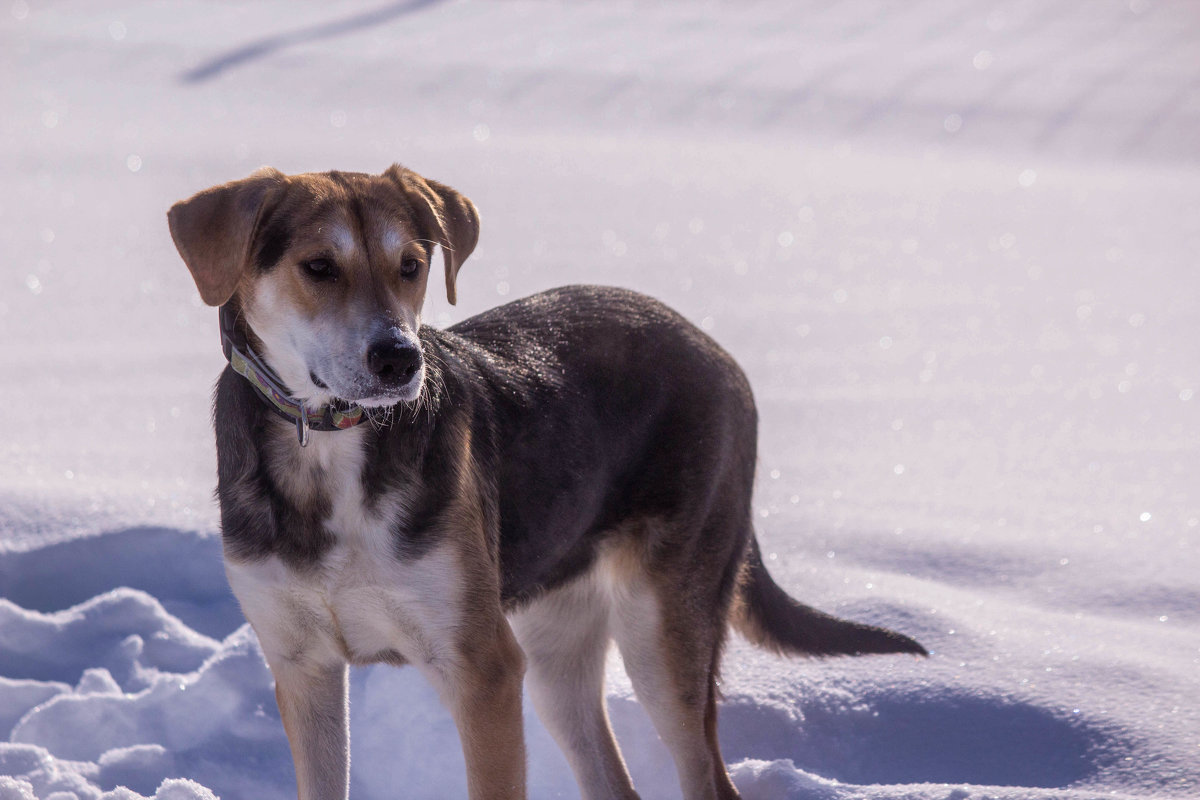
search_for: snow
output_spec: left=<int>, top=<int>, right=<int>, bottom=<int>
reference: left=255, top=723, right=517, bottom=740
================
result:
left=3, top=0, right=1198, bottom=798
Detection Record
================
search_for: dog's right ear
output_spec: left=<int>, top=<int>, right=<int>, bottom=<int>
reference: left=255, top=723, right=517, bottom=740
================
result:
left=167, top=167, right=285, bottom=306
left=384, top=164, right=479, bottom=306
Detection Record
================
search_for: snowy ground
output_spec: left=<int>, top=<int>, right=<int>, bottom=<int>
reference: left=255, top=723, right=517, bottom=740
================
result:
left=3, top=0, right=1199, bottom=798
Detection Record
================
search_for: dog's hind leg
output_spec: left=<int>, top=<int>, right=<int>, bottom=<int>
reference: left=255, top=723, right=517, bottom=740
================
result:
left=511, top=572, right=640, bottom=800
left=606, top=540, right=741, bottom=800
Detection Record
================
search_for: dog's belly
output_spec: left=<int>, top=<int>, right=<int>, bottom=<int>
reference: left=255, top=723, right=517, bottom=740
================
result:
left=226, top=539, right=462, bottom=669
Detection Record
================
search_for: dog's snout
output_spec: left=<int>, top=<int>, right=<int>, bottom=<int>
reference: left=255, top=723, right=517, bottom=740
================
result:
left=366, top=340, right=422, bottom=383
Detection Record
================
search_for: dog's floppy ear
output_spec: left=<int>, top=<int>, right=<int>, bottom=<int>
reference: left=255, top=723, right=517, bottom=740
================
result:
left=168, top=167, right=285, bottom=306
left=385, top=165, right=480, bottom=305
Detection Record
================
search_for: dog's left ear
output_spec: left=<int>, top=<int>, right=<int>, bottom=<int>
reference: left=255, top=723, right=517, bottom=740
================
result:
left=385, top=165, right=480, bottom=305
left=168, top=167, right=286, bottom=306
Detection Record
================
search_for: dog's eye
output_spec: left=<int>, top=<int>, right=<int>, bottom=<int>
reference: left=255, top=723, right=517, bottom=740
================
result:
left=300, top=258, right=337, bottom=282
left=399, top=257, right=422, bottom=277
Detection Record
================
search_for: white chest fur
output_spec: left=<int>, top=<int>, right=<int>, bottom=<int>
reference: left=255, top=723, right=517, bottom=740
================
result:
left=225, top=429, right=462, bottom=671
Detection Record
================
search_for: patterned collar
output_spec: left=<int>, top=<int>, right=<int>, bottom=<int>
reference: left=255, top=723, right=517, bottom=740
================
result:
left=219, top=305, right=366, bottom=446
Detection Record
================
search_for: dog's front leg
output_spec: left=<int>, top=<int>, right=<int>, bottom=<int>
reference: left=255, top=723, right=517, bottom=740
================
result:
left=225, top=559, right=351, bottom=800
left=270, top=657, right=350, bottom=800
left=431, top=615, right=528, bottom=800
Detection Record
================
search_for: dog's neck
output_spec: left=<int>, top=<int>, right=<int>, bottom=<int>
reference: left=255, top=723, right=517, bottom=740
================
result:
left=219, top=303, right=368, bottom=446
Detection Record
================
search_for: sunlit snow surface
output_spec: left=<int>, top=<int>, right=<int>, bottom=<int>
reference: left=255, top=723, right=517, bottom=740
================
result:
left=2, top=1, right=1199, bottom=798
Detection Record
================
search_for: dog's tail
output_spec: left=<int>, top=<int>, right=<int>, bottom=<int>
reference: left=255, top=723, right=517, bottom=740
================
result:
left=732, top=536, right=927, bottom=657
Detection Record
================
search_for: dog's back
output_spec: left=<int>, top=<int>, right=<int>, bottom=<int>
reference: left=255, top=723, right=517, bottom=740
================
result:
left=437, top=284, right=757, bottom=605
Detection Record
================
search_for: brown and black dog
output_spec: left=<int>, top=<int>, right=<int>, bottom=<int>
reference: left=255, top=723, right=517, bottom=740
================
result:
left=168, top=165, right=925, bottom=800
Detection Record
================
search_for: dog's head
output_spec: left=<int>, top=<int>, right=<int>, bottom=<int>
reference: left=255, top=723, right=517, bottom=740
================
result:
left=168, top=165, right=478, bottom=408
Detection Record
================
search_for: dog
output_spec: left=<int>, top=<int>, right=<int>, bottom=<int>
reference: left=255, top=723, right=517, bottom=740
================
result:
left=168, top=165, right=925, bottom=800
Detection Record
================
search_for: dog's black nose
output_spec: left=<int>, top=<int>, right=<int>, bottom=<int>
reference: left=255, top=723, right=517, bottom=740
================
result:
left=366, top=340, right=422, bottom=383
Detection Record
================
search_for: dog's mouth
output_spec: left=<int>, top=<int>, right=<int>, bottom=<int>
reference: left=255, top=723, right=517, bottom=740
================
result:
left=307, top=364, right=424, bottom=409
left=352, top=384, right=423, bottom=409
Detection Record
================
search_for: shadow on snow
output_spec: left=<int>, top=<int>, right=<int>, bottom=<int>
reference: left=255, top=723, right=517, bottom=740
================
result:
left=0, top=526, right=241, bottom=640
left=179, top=0, right=443, bottom=84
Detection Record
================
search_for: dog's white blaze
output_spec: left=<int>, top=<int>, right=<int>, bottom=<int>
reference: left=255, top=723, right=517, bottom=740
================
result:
left=328, top=223, right=356, bottom=257
left=227, top=429, right=462, bottom=672
left=380, top=227, right=406, bottom=256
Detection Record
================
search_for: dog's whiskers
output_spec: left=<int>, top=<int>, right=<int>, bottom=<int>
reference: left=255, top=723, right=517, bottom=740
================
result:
left=366, top=405, right=394, bottom=432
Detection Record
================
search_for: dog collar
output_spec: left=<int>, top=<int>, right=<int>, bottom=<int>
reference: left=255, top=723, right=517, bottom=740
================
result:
left=219, top=305, right=366, bottom=446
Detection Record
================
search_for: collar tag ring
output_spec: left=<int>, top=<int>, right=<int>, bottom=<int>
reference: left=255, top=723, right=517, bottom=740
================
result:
left=297, top=405, right=311, bottom=447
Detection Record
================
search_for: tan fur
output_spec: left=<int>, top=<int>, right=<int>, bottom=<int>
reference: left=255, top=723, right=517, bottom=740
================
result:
left=428, top=436, right=528, bottom=798
left=167, top=167, right=284, bottom=305
left=449, top=617, right=527, bottom=800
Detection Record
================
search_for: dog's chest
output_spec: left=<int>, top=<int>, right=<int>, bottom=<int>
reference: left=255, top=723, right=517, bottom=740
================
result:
left=227, top=431, right=461, bottom=667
